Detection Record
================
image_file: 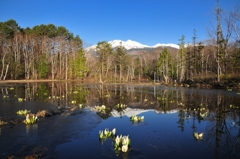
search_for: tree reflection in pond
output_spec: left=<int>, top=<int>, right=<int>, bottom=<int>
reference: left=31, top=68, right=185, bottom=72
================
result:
left=0, top=83, right=239, bottom=158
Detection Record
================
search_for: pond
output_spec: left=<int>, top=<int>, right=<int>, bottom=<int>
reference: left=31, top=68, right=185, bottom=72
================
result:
left=0, top=82, right=239, bottom=159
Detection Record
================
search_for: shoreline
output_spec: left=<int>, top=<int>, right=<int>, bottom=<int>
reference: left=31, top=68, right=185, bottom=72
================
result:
left=0, top=79, right=61, bottom=83
left=0, top=79, right=239, bottom=90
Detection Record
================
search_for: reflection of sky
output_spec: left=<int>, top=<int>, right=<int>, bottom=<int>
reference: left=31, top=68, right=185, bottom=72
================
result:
left=1, top=83, right=240, bottom=158
left=56, top=111, right=228, bottom=159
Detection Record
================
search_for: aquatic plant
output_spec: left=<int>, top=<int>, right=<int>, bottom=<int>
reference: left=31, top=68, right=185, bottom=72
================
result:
left=18, top=98, right=23, bottom=102
left=99, top=128, right=116, bottom=139
left=200, top=113, right=205, bottom=119
left=105, top=94, right=110, bottom=97
left=0, top=120, right=8, bottom=126
left=71, top=100, right=76, bottom=104
left=114, top=135, right=131, bottom=153
left=79, top=104, right=84, bottom=108
left=95, top=105, right=106, bottom=112
left=116, top=103, right=127, bottom=109
left=73, top=91, right=78, bottom=94
left=193, top=132, right=204, bottom=140
left=178, top=102, right=184, bottom=106
left=130, top=115, right=144, bottom=122
left=23, top=114, right=38, bottom=125
left=230, top=104, right=239, bottom=109
left=16, top=109, right=31, bottom=115
left=98, top=128, right=131, bottom=153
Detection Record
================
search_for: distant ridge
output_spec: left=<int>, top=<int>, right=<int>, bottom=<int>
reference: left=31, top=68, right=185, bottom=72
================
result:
left=86, top=39, right=179, bottom=52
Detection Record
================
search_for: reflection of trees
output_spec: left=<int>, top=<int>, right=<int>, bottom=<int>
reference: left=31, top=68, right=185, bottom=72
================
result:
left=156, top=89, right=178, bottom=113
left=1, top=83, right=90, bottom=108
left=2, top=82, right=240, bottom=157
left=206, top=95, right=240, bottom=158
left=36, top=84, right=49, bottom=102
left=174, top=90, right=240, bottom=159
left=177, top=110, right=185, bottom=132
left=2, top=83, right=239, bottom=158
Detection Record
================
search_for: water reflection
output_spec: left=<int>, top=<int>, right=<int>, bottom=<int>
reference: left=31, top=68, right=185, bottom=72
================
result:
left=0, top=83, right=239, bottom=158
left=26, top=124, right=38, bottom=133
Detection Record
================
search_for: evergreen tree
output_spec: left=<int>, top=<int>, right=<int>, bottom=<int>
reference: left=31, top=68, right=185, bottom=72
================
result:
left=37, top=54, right=49, bottom=79
left=96, top=41, right=113, bottom=82
left=115, top=43, right=128, bottom=82
left=178, top=35, right=186, bottom=82
left=156, top=48, right=172, bottom=83
left=0, top=19, right=21, bottom=39
left=75, top=48, right=89, bottom=79
left=68, top=48, right=89, bottom=80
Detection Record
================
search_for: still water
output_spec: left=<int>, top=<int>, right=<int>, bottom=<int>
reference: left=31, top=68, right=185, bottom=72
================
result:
left=0, top=82, right=239, bottom=159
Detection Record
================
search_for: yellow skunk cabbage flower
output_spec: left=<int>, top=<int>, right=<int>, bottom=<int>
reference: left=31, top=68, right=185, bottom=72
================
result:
left=18, top=98, right=23, bottom=102
left=113, top=134, right=130, bottom=153
left=121, top=135, right=130, bottom=146
left=115, top=135, right=120, bottom=146
left=198, top=132, right=204, bottom=139
left=122, top=144, right=128, bottom=152
left=122, top=136, right=128, bottom=145
left=99, top=130, right=103, bottom=139
left=112, top=128, right=116, bottom=135
left=104, top=128, right=109, bottom=135
left=126, top=135, right=130, bottom=145
left=194, top=132, right=199, bottom=139
left=17, top=109, right=30, bottom=115
left=131, top=115, right=144, bottom=122
left=194, top=132, right=204, bottom=140
left=133, top=116, right=138, bottom=122
left=71, top=100, right=76, bottom=104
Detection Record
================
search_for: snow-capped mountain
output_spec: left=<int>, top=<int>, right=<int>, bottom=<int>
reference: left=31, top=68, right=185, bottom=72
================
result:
left=153, top=43, right=179, bottom=49
left=111, top=107, right=154, bottom=118
left=110, top=107, right=179, bottom=118
left=86, top=39, right=179, bottom=52
left=109, top=39, right=150, bottom=50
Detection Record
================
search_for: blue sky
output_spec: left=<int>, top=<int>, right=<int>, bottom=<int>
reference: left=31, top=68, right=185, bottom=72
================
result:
left=0, top=0, right=239, bottom=46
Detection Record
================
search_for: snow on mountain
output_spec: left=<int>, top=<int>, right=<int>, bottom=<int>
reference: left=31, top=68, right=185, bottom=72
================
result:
left=109, top=39, right=150, bottom=50
left=85, top=39, right=179, bottom=52
left=111, top=107, right=179, bottom=118
left=153, top=43, right=179, bottom=49
left=111, top=107, right=154, bottom=118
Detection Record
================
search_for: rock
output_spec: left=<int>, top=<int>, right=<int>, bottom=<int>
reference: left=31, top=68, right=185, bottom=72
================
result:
left=36, top=110, right=52, bottom=117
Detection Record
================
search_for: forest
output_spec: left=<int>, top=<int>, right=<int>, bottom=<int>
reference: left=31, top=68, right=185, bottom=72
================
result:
left=0, top=3, right=239, bottom=88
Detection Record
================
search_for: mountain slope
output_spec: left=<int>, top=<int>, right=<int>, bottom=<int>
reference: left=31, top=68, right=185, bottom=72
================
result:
left=86, top=39, right=179, bottom=52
